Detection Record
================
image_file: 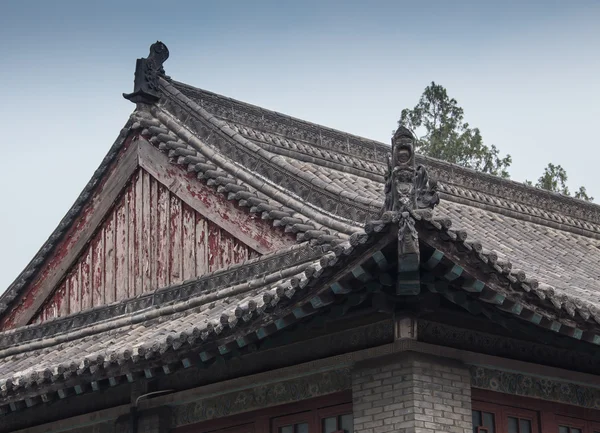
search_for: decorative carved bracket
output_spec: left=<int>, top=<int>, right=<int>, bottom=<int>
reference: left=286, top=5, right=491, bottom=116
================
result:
left=123, top=41, right=169, bottom=104
left=381, top=127, right=439, bottom=295
left=394, top=316, right=418, bottom=340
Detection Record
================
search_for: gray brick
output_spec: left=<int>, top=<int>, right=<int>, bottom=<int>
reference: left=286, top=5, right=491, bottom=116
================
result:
left=353, top=357, right=472, bottom=433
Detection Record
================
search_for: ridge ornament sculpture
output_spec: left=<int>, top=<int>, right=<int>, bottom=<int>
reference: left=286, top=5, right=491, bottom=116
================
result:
left=381, top=126, right=439, bottom=295
left=123, top=41, right=170, bottom=104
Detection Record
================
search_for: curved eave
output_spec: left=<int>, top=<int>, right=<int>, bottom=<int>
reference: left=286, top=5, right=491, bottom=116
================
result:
left=2, top=213, right=600, bottom=412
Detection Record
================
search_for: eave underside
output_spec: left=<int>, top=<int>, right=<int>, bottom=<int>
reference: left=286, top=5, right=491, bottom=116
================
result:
left=2, top=217, right=600, bottom=416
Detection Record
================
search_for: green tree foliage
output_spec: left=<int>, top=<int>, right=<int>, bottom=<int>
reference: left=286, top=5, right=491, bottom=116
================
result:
left=526, top=163, right=594, bottom=202
left=401, top=82, right=593, bottom=202
left=574, top=186, right=593, bottom=202
left=398, top=81, right=512, bottom=178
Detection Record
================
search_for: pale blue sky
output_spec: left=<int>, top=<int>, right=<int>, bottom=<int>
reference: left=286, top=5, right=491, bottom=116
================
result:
left=0, top=1, right=599, bottom=293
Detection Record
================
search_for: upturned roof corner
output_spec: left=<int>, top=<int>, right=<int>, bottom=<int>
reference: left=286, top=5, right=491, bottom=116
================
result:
left=123, top=41, right=169, bottom=104
left=379, top=126, right=439, bottom=295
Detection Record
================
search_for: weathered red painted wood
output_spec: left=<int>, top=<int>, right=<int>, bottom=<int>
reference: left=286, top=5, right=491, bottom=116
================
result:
left=115, top=196, right=128, bottom=300
left=195, top=216, right=208, bottom=276
left=104, top=213, right=116, bottom=304
left=56, top=282, right=68, bottom=317
left=91, top=234, right=104, bottom=307
left=40, top=296, right=56, bottom=322
left=28, top=164, right=273, bottom=324
left=182, top=204, right=196, bottom=280
left=208, top=222, right=221, bottom=272
left=0, top=139, right=138, bottom=329
left=170, top=194, right=183, bottom=284
left=157, top=183, right=170, bottom=289
left=81, top=249, right=92, bottom=310
left=138, top=140, right=295, bottom=254
left=40, top=302, right=50, bottom=322
left=142, top=170, right=152, bottom=293
left=232, top=241, right=248, bottom=264
left=127, top=179, right=136, bottom=297
left=67, top=266, right=80, bottom=315
left=221, top=230, right=234, bottom=270
left=149, top=174, right=158, bottom=292
left=134, top=170, right=143, bottom=296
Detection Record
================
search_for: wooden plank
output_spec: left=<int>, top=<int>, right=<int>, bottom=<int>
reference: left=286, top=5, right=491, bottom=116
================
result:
left=56, top=281, right=69, bottom=317
left=157, top=184, right=170, bottom=288
left=220, top=230, right=234, bottom=270
left=48, top=298, right=58, bottom=321
left=104, top=212, right=116, bottom=304
left=137, top=140, right=294, bottom=254
left=91, top=232, right=104, bottom=307
left=127, top=174, right=137, bottom=297
left=134, top=170, right=143, bottom=295
left=149, top=173, right=158, bottom=291
left=115, top=197, right=128, bottom=301
left=40, top=303, right=50, bottom=322
left=169, top=194, right=183, bottom=284
left=195, top=215, right=208, bottom=276
left=182, top=204, right=196, bottom=280
left=142, top=170, right=152, bottom=293
left=207, top=221, right=221, bottom=272
left=67, top=266, right=80, bottom=315
left=232, top=239, right=248, bottom=265
left=80, top=249, right=92, bottom=310
left=4, top=140, right=139, bottom=328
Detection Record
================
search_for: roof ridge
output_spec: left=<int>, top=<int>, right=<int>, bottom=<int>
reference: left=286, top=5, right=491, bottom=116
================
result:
left=171, top=80, right=600, bottom=229
left=158, top=79, right=377, bottom=227
left=172, top=80, right=391, bottom=160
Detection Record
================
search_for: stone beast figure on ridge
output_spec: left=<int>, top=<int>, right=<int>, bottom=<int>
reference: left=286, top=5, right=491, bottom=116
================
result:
left=380, top=126, right=439, bottom=295
left=382, top=126, right=439, bottom=215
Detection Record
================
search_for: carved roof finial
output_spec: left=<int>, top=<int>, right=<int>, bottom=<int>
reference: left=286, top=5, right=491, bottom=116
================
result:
left=123, top=41, right=169, bottom=104
left=382, top=126, right=439, bottom=215
left=380, top=126, right=439, bottom=296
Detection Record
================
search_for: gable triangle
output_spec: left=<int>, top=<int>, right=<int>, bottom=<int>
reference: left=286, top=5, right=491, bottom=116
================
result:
left=1, top=138, right=296, bottom=329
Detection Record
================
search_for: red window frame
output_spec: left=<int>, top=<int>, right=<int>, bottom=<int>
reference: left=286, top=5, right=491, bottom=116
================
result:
left=474, top=389, right=600, bottom=433
left=555, top=415, right=588, bottom=433
left=472, top=401, right=539, bottom=432
left=206, top=425, right=255, bottom=433
left=318, top=403, right=353, bottom=433
left=502, top=406, right=539, bottom=433
left=272, top=411, right=315, bottom=433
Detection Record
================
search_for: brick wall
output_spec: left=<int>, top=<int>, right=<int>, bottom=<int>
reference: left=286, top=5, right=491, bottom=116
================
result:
left=352, top=353, right=472, bottom=433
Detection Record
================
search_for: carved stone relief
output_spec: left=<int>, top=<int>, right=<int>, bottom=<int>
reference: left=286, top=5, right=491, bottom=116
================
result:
left=471, top=366, right=600, bottom=410
left=172, top=368, right=351, bottom=427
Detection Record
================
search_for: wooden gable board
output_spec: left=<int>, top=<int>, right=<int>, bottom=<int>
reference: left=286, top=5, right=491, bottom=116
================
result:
left=1, top=138, right=295, bottom=329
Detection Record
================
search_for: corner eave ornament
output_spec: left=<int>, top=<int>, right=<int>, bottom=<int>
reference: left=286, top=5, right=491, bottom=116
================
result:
left=123, top=41, right=169, bottom=104
left=381, top=126, right=439, bottom=295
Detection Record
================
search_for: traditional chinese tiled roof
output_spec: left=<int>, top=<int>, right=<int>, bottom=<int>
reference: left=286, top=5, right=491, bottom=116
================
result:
left=0, top=230, right=379, bottom=409
left=2, top=207, right=600, bottom=411
left=149, top=77, right=600, bottom=312
left=1, top=43, right=600, bottom=412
